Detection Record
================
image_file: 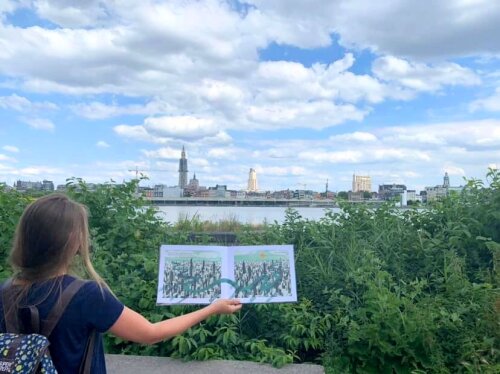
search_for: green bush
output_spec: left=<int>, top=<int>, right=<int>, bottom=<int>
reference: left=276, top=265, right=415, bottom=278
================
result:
left=0, top=170, right=498, bottom=373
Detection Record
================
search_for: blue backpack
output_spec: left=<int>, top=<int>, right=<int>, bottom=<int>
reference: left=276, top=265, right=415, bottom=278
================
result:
left=0, top=279, right=96, bottom=373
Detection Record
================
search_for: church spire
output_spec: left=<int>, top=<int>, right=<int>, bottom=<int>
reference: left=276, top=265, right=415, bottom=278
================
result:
left=178, top=146, right=188, bottom=189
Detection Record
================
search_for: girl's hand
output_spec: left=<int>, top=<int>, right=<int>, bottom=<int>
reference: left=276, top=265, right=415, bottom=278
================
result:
left=209, top=299, right=242, bottom=315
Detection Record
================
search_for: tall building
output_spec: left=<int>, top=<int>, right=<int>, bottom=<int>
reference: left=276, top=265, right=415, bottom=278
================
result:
left=443, top=172, right=450, bottom=188
left=352, top=174, right=372, bottom=192
left=247, top=168, right=258, bottom=192
left=178, top=146, right=188, bottom=189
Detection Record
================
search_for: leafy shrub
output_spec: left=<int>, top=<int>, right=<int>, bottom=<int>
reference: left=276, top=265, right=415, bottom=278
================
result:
left=0, top=170, right=498, bottom=373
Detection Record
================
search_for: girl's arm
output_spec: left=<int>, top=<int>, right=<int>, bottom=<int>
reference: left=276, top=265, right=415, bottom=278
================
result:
left=108, top=299, right=242, bottom=345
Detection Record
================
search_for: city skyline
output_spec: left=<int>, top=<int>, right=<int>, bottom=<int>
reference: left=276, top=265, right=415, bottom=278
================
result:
left=0, top=2, right=499, bottom=192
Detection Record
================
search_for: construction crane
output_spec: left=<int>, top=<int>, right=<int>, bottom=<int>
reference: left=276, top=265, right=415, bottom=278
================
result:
left=128, top=167, right=170, bottom=179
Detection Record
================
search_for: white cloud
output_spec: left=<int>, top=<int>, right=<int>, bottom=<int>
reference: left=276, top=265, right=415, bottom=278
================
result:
left=0, top=154, right=16, bottom=162
left=22, top=117, right=55, bottom=131
left=256, top=166, right=306, bottom=176
left=200, top=131, right=233, bottom=145
left=0, top=94, right=57, bottom=111
left=373, top=56, right=480, bottom=92
left=470, top=88, right=500, bottom=112
left=330, top=132, right=377, bottom=142
left=379, top=119, right=500, bottom=149
left=2, top=145, right=19, bottom=153
left=0, top=1, right=488, bottom=139
left=113, top=125, right=162, bottom=143
left=245, top=100, right=366, bottom=130
left=207, top=147, right=237, bottom=159
left=72, top=100, right=170, bottom=120
left=371, top=148, right=431, bottom=162
left=18, top=166, right=64, bottom=176
left=243, top=1, right=500, bottom=59
left=0, top=0, right=26, bottom=15
left=298, top=150, right=364, bottom=164
left=0, top=94, right=31, bottom=111
left=142, top=147, right=180, bottom=159
left=144, top=116, right=221, bottom=140
left=442, top=165, right=466, bottom=177
left=34, top=0, right=109, bottom=28
left=96, top=141, right=110, bottom=148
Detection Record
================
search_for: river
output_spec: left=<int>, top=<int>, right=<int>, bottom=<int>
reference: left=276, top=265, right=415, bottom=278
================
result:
left=155, top=205, right=342, bottom=225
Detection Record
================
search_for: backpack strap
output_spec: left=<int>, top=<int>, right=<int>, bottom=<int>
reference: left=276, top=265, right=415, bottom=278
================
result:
left=41, top=278, right=87, bottom=336
left=2, top=278, right=97, bottom=373
left=1, top=278, right=18, bottom=333
left=28, top=305, right=40, bottom=333
left=80, top=329, right=97, bottom=374
left=42, top=278, right=97, bottom=374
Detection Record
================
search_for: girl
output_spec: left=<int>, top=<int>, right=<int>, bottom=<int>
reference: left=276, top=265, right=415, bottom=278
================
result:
left=0, top=194, right=241, bottom=373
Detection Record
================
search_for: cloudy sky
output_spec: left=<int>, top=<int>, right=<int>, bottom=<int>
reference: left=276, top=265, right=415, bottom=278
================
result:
left=1, top=0, right=499, bottom=192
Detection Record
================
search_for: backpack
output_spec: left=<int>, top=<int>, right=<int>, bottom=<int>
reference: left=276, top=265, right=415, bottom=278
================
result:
left=0, top=278, right=96, bottom=374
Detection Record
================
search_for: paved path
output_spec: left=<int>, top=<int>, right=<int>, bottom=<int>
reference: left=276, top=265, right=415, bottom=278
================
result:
left=106, top=354, right=324, bottom=374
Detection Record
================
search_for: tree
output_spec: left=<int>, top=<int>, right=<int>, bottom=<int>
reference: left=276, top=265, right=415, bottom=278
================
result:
left=337, top=191, right=348, bottom=200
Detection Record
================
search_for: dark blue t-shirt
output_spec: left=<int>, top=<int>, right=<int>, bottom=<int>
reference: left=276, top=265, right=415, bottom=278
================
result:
left=0, top=275, right=124, bottom=373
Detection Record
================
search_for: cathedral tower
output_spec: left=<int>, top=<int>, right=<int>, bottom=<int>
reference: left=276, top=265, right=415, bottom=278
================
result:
left=443, top=172, right=450, bottom=188
left=178, top=146, right=188, bottom=189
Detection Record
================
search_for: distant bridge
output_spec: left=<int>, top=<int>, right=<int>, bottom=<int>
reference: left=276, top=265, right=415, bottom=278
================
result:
left=146, top=197, right=338, bottom=207
left=145, top=197, right=383, bottom=207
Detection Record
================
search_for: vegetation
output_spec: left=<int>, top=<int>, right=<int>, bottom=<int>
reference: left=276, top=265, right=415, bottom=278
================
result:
left=1, top=170, right=499, bottom=373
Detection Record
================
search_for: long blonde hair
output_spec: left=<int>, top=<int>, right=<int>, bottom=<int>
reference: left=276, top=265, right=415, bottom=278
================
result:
left=9, top=193, right=105, bottom=286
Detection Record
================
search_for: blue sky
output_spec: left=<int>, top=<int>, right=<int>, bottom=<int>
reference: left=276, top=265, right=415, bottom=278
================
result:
left=1, top=0, right=499, bottom=192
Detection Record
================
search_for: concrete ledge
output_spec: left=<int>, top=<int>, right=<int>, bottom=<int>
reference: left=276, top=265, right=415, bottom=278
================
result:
left=105, top=354, right=324, bottom=374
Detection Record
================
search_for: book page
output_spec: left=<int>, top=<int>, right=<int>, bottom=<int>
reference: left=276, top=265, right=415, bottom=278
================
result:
left=156, top=245, right=228, bottom=305
left=229, top=245, right=297, bottom=303
left=156, top=244, right=297, bottom=305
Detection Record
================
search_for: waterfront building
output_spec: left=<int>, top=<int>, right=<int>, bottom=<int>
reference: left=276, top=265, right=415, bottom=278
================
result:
left=378, top=184, right=407, bottom=201
left=325, top=191, right=336, bottom=199
left=138, top=186, right=154, bottom=198
left=420, top=190, right=427, bottom=203
left=15, top=180, right=54, bottom=192
left=426, top=185, right=448, bottom=201
left=178, top=146, right=188, bottom=189
left=407, top=190, right=417, bottom=202
left=293, top=189, right=314, bottom=199
left=208, top=184, right=229, bottom=198
left=154, top=184, right=182, bottom=198
left=184, top=173, right=200, bottom=197
left=271, top=189, right=293, bottom=199
left=188, top=173, right=199, bottom=190
left=42, top=180, right=54, bottom=191
left=247, top=168, right=258, bottom=192
left=352, top=174, right=372, bottom=192
left=348, top=191, right=364, bottom=201
left=425, top=172, right=464, bottom=202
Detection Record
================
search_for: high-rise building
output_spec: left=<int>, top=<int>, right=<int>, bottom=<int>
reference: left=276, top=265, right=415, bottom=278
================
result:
left=352, top=174, right=372, bottom=192
left=247, top=168, right=258, bottom=192
left=178, top=146, right=188, bottom=189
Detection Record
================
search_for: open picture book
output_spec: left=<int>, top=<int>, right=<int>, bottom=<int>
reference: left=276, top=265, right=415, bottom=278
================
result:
left=156, top=244, right=297, bottom=305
